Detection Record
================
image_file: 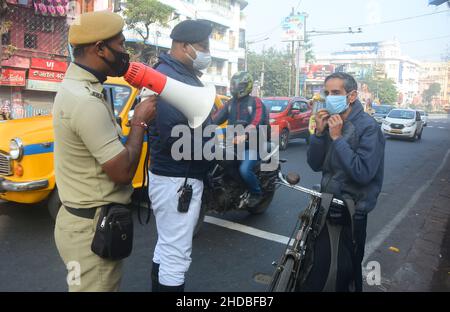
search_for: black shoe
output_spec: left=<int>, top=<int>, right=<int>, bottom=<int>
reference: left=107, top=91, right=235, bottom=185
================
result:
left=151, top=262, right=160, bottom=292
left=158, top=283, right=185, bottom=292
left=247, top=193, right=263, bottom=208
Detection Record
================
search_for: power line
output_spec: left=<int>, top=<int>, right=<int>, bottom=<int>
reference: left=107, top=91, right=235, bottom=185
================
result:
left=247, top=24, right=280, bottom=40
left=400, top=34, right=450, bottom=45
left=319, top=10, right=449, bottom=32
left=248, top=9, right=448, bottom=42
left=248, top=1, right=303, bottom=40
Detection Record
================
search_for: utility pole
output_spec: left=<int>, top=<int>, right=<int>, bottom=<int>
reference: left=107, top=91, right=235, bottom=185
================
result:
left=260, top=45, right=265, bottom=97
left=289, top=7, right=296, bottom=97
left=284, top=8, right=308, bottom=97
left=291, top=40, right=296, bottom=97
left=295, top=44, right=301, bottom=97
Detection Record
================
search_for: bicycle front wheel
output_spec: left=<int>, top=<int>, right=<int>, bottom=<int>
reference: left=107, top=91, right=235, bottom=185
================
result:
left=272, top=257, right=295, bottom=292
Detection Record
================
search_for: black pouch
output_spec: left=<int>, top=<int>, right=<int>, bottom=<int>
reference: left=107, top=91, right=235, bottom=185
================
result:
left=91, top=204, right=133, bottom=260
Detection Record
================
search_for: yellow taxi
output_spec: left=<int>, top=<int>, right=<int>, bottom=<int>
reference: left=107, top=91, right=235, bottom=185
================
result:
left=0, top=77, right=227, bottom=218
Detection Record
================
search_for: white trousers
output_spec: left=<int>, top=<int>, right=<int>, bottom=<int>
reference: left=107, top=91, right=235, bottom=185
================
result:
left=148, top=172, right=204, bottom=286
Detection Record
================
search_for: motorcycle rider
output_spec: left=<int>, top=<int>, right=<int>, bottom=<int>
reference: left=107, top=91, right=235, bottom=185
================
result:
left=212, top=71, right=268, bottom=207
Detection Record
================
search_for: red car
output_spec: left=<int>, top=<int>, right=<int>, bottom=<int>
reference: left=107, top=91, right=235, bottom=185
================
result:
left=262, top=97, right=312, bottom=150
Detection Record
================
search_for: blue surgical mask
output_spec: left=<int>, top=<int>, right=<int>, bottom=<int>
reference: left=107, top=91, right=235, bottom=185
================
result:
left=187, top=44, right=212, bottom=71
left=325, top=95, right=349, bottom=115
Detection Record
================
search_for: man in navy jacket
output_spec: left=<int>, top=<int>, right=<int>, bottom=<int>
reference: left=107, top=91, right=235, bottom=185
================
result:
left=147, top=19, right=213, bottom=292
left=306, top=72, right=385, bottom=291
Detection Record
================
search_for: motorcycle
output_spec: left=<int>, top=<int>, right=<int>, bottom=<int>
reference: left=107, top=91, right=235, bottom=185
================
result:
left=194, top=128, right=285, bottom=235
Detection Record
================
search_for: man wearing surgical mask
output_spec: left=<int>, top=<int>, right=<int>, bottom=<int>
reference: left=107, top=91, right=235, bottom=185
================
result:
left=147, top=19, right=213, bottom=292
left=304, top=72, right=385, bottom=292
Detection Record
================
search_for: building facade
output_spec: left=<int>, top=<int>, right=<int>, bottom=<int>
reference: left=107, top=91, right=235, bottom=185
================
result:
left=122, top=0, right=248, bottom=95
left=0, top=0, right=100, bottom=119
left=418, top=61, right=449, bottom=111
left=315, top=40, right=421, bottom=106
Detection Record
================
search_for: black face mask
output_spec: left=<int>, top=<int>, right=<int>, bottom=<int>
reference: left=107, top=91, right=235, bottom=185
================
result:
left=101, top=43, right=130, bottom=77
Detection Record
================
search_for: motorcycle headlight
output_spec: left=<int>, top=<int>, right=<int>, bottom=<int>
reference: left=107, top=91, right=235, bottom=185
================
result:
left=9, top=138, right=24, bottom=161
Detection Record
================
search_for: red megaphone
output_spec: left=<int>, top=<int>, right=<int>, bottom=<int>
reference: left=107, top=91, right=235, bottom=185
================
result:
left=124, top=62, right=216, bottom=128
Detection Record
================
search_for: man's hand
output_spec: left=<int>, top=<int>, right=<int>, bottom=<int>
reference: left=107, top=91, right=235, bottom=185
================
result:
left=315, top=109, right=330, bottom=135
left=134, top=95, right=157, bottom=124
left=328, top=114, right=343, bottom=141
left=233, top=134, right=247, bottom=145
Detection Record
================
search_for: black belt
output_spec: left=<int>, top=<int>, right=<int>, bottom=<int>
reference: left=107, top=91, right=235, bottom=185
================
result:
left=65, top=206, right=99, bottom=219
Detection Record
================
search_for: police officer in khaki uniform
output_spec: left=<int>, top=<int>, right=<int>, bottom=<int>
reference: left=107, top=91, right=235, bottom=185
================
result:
left=53, top=11, right=156, bottom=292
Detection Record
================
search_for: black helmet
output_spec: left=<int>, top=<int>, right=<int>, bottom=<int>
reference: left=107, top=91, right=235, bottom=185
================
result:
left=230, top=71, right=253, bottom=99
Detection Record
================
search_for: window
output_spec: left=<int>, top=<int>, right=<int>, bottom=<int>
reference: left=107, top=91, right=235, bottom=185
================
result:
left=262, top=99, right=289, bottom=113
left=239, top=29, right=245, bottom=49
left=238, top=58, right=245, bottom=71
left=229, top=30, right=235, bottom=49
left=299, top=101, right=309, bottom=112
left=24, top=33, right=37, bottom=49
left=291, top=102, right=301, bottom=111
left=103, top=84, right=132, bottom=116
left=27, top=17, right=41, bottom=32
left=42, top=19, right=54, bottom=33
left=1, top=31, right=10, bottom=45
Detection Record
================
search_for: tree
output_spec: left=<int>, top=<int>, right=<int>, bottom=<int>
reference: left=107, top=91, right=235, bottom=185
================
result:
left=123, top=0, right=174, bottom=63
left=362, top=76, right=398, bottom=104
left=247, top=47, right=291, bottom=96
left=303, top=35, right=315, bottom=64
left=422, top=83, right=441, bottom=104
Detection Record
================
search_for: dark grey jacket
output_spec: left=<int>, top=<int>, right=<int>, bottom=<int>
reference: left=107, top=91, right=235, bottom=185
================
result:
left=307, top=100, right=385, bottom=216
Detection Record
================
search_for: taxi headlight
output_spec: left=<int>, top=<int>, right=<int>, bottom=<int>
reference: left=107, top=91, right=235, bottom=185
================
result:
left=9, top=138, right=24, bottom=161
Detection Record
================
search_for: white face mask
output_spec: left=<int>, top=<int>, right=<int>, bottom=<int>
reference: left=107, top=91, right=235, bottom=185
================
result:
left=187, top=44, right=212, bottom=71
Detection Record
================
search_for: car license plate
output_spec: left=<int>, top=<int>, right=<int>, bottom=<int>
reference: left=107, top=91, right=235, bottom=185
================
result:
left=390, top=129, right=402, bottom=134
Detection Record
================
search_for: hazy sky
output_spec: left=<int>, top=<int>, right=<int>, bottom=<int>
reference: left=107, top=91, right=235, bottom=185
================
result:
left=244, top=0, right=450, bottom=61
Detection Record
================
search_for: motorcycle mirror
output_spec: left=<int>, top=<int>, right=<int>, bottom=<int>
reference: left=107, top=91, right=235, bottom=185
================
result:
left=286, top=172, right=300, bottom=185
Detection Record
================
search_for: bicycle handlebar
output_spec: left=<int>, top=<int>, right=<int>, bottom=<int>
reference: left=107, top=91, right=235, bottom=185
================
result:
left=276, top=172, right=345, bottom=207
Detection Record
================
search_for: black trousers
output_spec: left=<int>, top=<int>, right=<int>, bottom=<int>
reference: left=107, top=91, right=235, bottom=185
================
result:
left=298, top=214, right=368, bottom=292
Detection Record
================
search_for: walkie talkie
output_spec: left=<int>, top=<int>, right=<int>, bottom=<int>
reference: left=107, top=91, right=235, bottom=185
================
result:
left=177, top=183, right=193, bottom=213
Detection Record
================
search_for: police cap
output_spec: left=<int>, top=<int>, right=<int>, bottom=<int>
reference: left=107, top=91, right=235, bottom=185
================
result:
left=69, top=11, right=124, bottom=46
left=170, top=19, right=212, bottom=43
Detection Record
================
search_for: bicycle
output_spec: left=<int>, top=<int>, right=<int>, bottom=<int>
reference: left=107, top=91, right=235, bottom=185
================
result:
left=267, top=172, right=345, bottom=292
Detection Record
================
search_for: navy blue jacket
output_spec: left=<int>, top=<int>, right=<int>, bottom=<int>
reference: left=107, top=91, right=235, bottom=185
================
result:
left=307, top=100, right=385, bottom=215
left=148, top=53, right=211, bottom=180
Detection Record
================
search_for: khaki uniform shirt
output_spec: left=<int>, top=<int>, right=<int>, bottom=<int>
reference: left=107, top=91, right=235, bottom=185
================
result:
left=53, top=63, right=133, bottom=208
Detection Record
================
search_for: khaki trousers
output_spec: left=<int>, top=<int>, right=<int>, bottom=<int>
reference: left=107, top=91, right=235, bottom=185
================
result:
left=54, top=206, right=123, bottom=292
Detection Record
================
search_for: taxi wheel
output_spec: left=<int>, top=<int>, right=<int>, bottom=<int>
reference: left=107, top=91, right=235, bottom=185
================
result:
left=47, top=188, right=62, bottom=221
left=280, top=129, right=289, bottom=151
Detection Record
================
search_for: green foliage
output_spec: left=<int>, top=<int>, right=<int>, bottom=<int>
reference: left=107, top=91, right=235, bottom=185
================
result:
left=303, top=36, right=315, bottom=64
left=422, top=83, right=441, bottom=104
left=124, top=0, right=174, bottom=41
left=123, top=0, right=174, bottom=62
left=362, top=76, right=398, bottom=104
left=247, top=47, right=291, bottom=97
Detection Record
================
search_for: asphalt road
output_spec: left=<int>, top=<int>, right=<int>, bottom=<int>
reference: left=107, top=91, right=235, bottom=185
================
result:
left=0, top=115, right=449, bottom=292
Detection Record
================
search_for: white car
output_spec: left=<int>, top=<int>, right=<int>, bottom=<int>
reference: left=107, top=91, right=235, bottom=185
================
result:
left=417, top=109, right=428, bottom=126
left=381, top=109, right=424, bottom=141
